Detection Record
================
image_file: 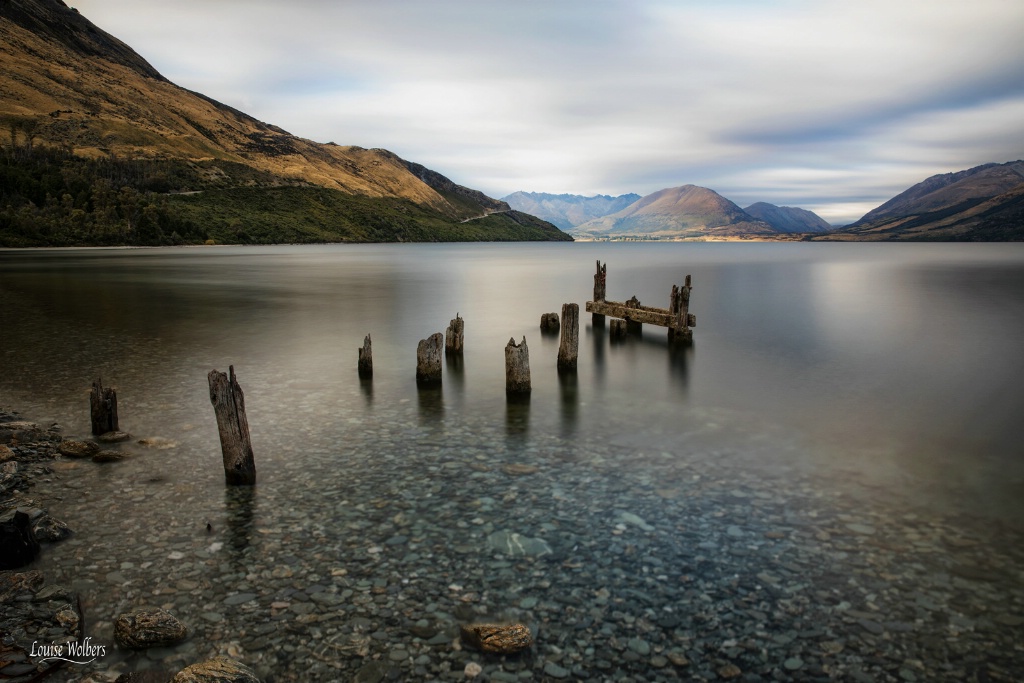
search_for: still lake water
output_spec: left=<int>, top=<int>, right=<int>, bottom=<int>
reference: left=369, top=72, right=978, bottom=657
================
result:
left=2, top=242, right=1023, bottom=680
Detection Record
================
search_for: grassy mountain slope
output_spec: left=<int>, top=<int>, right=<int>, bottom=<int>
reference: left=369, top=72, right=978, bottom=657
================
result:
left=824, top=161, right=1024, bottom=241
left=0, top=0, right=570, bottom=245
left=744, top=202, right=832, bottom=233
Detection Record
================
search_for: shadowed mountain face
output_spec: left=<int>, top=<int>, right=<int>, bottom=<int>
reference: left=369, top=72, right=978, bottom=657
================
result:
left=0, top=0, right=571, bottom=244
left=744, top=202, right=832, bottom=233
left=829, top=161, right=1024, bottom=240
left=502, top=191, right=642, bottom=230
left=573, top=185, right=777, bottom=238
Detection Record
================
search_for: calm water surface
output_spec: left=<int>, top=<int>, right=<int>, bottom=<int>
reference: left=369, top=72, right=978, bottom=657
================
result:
left=2, top=242, right=1023, bottom=679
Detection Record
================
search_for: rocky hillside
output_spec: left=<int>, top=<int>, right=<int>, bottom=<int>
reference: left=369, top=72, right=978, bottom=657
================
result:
left=744, top=202, right=832, bottom=233
left=502, top=191, right=642, bottom=230
left=827, top=161, right=1024, bottom=240
left=0, top=0, right=570, bottom=245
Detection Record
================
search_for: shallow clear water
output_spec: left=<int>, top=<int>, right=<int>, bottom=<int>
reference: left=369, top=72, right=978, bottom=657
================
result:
left=2, top=242, right=1023, bottom=680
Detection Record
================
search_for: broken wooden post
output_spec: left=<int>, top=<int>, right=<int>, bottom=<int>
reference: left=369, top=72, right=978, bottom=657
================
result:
left=593, top=260, right=607, bottom=326
left=624, top=296, right=643, bottom=335
left=416, top=333, right=444, bottom=387
left=358, top=333, right=373, bottom=379
left=445, top=313, right=464, bottom=356
left=668, top=274, right=696, bottom=344
left=609, top=319, right=628, bottom=341
left=90, top=378, right=119, bottom=435
left=207, top=366, right=256, bottom=486
left=505, top=336, right=531, bottom=396
left=557, top=303, right=579, bottom=371
left=539, top=312, right=560, bottom=334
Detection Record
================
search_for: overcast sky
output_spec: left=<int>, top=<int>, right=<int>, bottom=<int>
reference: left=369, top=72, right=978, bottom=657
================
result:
left=71, top=0, right=1024, bottom=224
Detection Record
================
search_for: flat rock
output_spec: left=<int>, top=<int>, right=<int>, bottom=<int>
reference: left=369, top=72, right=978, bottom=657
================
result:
left=171, top=657, right=260, bottom=683
left=500, top=463, right=538, bottom=476
left=0, top=445, right=14, bottom=462
left=115, top=608, right=188, bottom=649
left=93, top=450, right=128, bottom=463
left=459, top=622, right=533, bottom=654
left=97, top=431, right=132, bottom=443
left=58, top=439, right=98, bottom=458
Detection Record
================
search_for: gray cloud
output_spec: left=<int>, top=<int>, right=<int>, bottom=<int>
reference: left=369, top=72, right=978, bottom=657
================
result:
left=71, top=0, right=1024, bottom=224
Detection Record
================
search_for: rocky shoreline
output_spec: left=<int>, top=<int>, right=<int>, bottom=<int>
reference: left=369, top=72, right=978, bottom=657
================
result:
left=3, top=405, right=1024, bottom=682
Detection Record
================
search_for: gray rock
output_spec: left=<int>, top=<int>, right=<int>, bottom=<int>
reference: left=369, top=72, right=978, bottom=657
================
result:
left=115, top=608, right=188, bottom=649
left=543, top=661, right=570, bottom=678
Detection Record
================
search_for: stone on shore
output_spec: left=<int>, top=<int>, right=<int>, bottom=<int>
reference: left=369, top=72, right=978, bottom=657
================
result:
left=32, top=514, right=72, bottom=542
left=459, top=622, right=534, bottom=654
left=115, top=608, right=188, bottom=649
left=171, top=656, right=261, bottom=683
left=0, top=510, right=40, bottom=569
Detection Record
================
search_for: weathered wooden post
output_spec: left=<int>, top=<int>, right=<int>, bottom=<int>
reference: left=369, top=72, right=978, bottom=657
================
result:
left=668, top=274, right=696, bottom=344
left=416, top=333, right=444, bottom=387
left=358, top=334, right=373, bottom=379
left=593, top=260, right=607, bottom=326
left=505, top=336, right=531, bottom=396
left=609, top=319, right=628, bottom=341
left=207, top=366, right=256, bottom=486
left=557, top=303, right=579, bottom=371
left=445, top=313, right=464, bottom=356
left=624, top=296, right=643, bottom=335
left=90, top=378, right=119, bottom=435
left=539, top=312, right=560, bottom=334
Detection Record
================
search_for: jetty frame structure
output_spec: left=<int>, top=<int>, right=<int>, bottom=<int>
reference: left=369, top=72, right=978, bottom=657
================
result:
left=584, top=260, right=695, bottom=344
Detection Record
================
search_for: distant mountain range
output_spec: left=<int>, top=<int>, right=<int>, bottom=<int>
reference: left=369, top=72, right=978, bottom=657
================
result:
left=500, top=192, right=642, bottom=230
left=0, top=0, right=570, bottom=246
left=508, top=160, right=1024, bottom=241
left=504, top=185, right=832, bottom=240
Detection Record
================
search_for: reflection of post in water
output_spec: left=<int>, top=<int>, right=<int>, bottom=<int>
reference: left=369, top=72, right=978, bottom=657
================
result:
left=417, top=385, right=444, bottom=425
left=224, top=485, right=256, bottom=562
left=586, top=324, right=606, bottom=387
left=668, top=341, right=693, bottom=397
left=558, top=369, right=578, bottom=438
left=360, top=377, right=373, bottom=405
left=505, top=393, right=530, bottom=440
left=445, top=352, right=465, bottom=402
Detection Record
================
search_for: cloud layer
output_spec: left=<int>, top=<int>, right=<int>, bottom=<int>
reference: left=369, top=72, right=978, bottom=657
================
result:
left=72, top=0, right=1024, bottom=224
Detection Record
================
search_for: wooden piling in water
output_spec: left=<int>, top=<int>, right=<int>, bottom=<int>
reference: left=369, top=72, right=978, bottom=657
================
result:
left=416, top=333, right=444, bottom=387
left=445, top=314, right=464, bottom=356
left=593, top=260, right=607, bottom=326
left=539, top=312, right=560, bottom=333
left=609, top=318, right=628, bottom=340
left=667, top=274, right=695, bottom=345
left=207, top=365, right=256, bottom=486
left=505, top=336, right=531, bottom=396
left=89, top=378, right=119, bottom=435
left=557, top=303, right=579, bottom=371
left=358, top=334, right=373, bottom=380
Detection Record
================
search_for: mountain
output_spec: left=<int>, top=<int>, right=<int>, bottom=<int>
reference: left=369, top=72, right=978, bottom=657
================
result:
left=827, top=161, right=1024, bottom=240
left=502, top=191, right=642, bottom=230
left=0, top=0, right=570, bottom=246
left=743, top=202, right=832, bottom=233
left=573, top=185, right=777, bottom=239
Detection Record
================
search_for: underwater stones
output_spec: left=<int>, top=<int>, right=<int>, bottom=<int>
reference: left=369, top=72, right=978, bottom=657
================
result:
left=459, top=622, right=533, bottom=655
left=486, top=530, right=552, bottom=557
left=114, top=608, right=188, bottom=649
left=171, top=656, right=261, bottom=683
left=93, top=449, right=128, bottom=463
left=96, top=430, right=132, bottom=443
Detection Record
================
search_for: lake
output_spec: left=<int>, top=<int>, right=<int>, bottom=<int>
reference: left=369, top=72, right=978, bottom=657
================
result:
left=2, top=242, right=1023, bottom=681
